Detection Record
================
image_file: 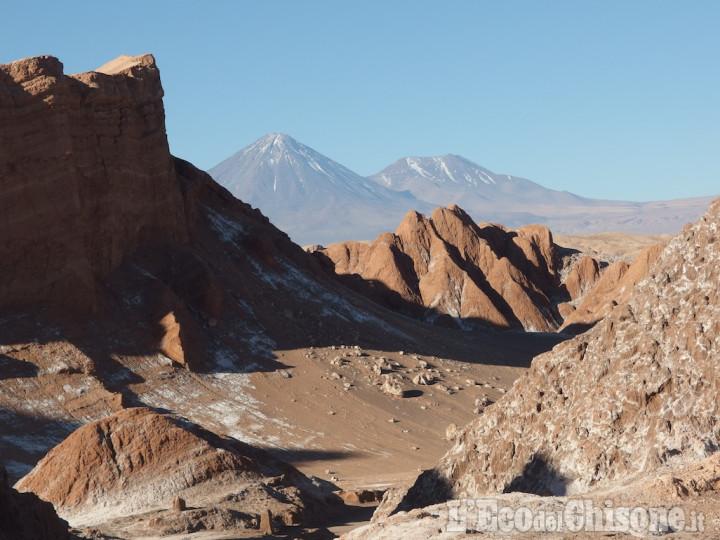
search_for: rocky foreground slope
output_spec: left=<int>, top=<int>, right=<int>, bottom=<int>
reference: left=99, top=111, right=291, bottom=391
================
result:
left=0, top=467, right=74, bottom=540
left=350, top=197, right=720, bottom=536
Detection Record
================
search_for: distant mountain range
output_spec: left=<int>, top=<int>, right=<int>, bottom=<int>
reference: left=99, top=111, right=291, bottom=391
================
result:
left=209, top=133, right=431, bottom=246
left=210, top=133, right=718, bottom=246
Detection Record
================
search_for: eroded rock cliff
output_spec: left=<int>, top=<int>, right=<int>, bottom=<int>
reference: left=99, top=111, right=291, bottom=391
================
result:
left=319, top=205, right=563, bottom=331
left=0, top=54, right=188, bottom=310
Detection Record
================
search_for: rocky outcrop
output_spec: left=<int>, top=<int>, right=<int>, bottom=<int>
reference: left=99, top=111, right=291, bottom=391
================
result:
left=0, top=55, right=436, bottom=535
left=378, top=197, right=720, bottom=514
left=561, top=256, right=600, bottom=301
left=0, top=54, right=189, bottom=311
left=0, top=53, right=410, bottom=375
left=320, top=205, right=563, bottom=331
left=15, top=407, right=322, bottom=531
left=560, top=243, right=665, bottom=332
left=0, top=467, right=73, bottom=539
left=347, top=453, right=720, bottom=539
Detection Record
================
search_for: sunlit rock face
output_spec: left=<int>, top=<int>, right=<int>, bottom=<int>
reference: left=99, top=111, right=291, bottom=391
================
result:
left=378, top=197, right=720, bottom=514
left=322, top=205, right=564, bottom=332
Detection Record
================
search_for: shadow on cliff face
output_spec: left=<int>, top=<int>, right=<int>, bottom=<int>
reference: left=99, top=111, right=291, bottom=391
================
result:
left=0, top=356, right=38, bottom=380
left=0, top=408, right=81, bottom=483
left=503, top=454, right=568, bottom=496
left=388, top=467, right=455, bottom=515
left=381, top=454, right=568, bottom=519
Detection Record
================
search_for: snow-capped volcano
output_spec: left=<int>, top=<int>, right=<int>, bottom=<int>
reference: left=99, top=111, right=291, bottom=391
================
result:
left=209, top=134, right=429, bottom=245
left=210, top=135, right=717, bottom=245
left=369, top=155, right=716, bottom=233
left=372, top=155, right=499, bottom=188
left=210, top=133, right=380, bottom=200
left=369, top=154, right=590, bottom=208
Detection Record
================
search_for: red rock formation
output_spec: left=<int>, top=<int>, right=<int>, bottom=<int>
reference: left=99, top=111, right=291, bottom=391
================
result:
left=15, top=407, right=319, bottom=529
left=0, top=54, right=404, bottom=373
left=562, top=256, right=600, bottom=301
left=320, top=205, right=563, bottom=331
left=1, top=55, right=437, bottom=524
left=378, top=197, right=720, bottom=514
left=561, top=243, right=665, bottom=332
left=0, top=54, right=189, bottom=311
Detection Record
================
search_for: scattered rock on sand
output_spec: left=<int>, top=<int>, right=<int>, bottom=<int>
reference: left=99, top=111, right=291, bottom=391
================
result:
left=412, top=372, right=434, bottom=385
left=172, top=496, right=186, bottom=512
left=381, top=376, right=404, bottom=398
left=445, top=423, right=459, bottom=440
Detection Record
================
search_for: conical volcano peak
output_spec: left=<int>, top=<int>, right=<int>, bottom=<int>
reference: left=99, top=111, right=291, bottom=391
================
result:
left=263, top=132, right=297, bottom=150
left=210, top=134, right=429, bottom=245
left=247, top=132, right=300, bottom=156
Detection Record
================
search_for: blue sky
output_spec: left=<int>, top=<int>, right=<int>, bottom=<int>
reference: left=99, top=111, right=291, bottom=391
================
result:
left=3, top=1, right=718, bottom=201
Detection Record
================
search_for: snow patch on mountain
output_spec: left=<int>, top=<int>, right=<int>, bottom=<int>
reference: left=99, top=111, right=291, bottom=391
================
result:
left=210, top=134, right=717, bottom=243
left=372, top=155, right=499, bottom=189
left=209, top=133, right=430, bottom=245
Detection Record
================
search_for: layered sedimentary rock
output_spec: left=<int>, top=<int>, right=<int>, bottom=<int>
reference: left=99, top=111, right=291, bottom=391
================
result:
left=320, top=205, right=563, bottom=331
left=0, top=54, right=189, bottom=310
left=379, top=197, right=720, bottom=515
left=1, top=55, right=424, bottom=538
left=16, top=408, right=319, bottom=529
left=0, top=53, right=397, bottom=378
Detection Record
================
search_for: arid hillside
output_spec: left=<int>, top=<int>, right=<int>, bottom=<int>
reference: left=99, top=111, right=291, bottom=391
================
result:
left=353, top=197, right=720, bottom=537
left=5, top=52, right=709, bottom=540
left=317, top=206, right=564, bottom=332
left=0, top=54, right=473, bottom=538
left=16, top=407, right=327, bottom=536
left=316, top=205, right=670, bottom=336
left=0, top=54, right=570, bottom=538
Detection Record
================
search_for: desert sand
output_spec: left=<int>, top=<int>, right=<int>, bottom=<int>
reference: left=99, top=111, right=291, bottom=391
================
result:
left=554, top=231, right=672, bottom=260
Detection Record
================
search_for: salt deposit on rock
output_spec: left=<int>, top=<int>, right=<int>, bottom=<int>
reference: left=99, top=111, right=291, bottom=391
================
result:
left=375, top=198, right=720, bottom=519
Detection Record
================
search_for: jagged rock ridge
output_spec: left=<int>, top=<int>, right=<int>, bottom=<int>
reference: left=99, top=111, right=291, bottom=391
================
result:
left=380, top=196, right=720, bottom=513
left=559, top=243, right=665, bottom=332
left=318, top=205, right=565, bottom=332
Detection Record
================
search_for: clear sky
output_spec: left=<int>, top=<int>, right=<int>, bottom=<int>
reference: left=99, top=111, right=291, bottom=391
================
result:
left=3, top=1, right=718, bottom=201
